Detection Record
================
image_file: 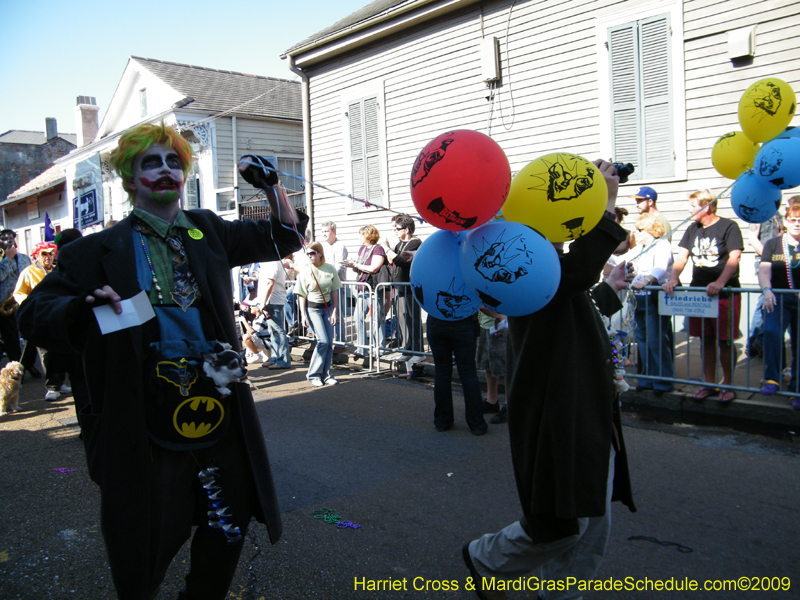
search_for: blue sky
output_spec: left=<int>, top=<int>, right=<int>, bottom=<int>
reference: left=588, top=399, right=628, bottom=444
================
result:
left=0, top=0, right=370, bottom=134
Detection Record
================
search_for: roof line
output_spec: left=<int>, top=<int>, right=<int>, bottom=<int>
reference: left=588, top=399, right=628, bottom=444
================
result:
left=131, top=56, right=300, bottom=85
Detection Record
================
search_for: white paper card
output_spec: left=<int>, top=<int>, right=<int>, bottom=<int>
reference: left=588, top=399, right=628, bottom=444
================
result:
left=93, top=290, right=156, bottom=335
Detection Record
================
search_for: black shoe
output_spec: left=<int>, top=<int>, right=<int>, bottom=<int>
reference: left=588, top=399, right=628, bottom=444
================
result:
left=26, top=366, right=42, bottom=379
left=408, top=368, right=425, bottom=380
left=462, top=543, right=499, bottom=600
left=482, top=400, right=500, bottom=414
left=435, top=423, right=453, bottom=432
left=490, top=405, right=508, bottom=424
left=470, top=427, right=488, bottom=436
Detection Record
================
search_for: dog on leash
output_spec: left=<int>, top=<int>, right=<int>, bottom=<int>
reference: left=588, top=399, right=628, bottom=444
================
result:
left=202, top=343, right=248, bottom=396
left=0, top=361, right=25, bottom=416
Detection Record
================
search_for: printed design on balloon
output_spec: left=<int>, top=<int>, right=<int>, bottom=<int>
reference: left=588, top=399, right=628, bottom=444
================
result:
left=737, top=204, right=761, bottom=222
left=718, top=132, right=736, bottom=143
left=561, top=216, right=585, bottom=241
left=410, top=133, right=455, bottom=189
left=743, top=81, right=785, bottom=121
left=472, top=230, right=531, bottom=284
left=426, top=197, right=478, bottom=229
left=526, top=154, right=595, bottom=202
left=436, top=279, right=475, bottom=319
left=757, top=147, right=782, bottom=178
left=476, top=289, right=501, bottom=309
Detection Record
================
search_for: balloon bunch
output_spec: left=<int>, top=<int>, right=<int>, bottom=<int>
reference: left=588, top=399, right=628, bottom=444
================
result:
left=711, top=77, right=798, bottom=223
left=409, top=131, right=609, bottom=318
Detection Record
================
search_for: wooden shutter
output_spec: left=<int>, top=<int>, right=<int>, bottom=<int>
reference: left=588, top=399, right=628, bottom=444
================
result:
left=348, top=96, right=383, bottom=210
left=639, top=14, right=673, bottom=178
left=609, top=23, right=641, bottom=174
left=608, top=14, right=673, bottom=180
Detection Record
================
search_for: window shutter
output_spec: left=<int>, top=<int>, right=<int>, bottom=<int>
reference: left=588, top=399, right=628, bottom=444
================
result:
left=609, top=23, right=641, bottom=175
left=349, top=101, right=365, bottom=208
left=364, top=97, right=382, bottom=205
left=639, top=14, right=673, bottom=178
left=348, top=96, right=383, bottom=211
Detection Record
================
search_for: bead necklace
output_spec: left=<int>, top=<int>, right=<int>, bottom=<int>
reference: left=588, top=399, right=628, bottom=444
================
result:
left=782, top=234, right=800, bottom=290
left=589, top=289, right=629, bottom=393
left=137, top=231, right=163, bottom=302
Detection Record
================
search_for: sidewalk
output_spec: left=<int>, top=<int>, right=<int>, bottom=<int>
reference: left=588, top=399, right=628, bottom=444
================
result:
left=290, top=330, right=800, bottom=432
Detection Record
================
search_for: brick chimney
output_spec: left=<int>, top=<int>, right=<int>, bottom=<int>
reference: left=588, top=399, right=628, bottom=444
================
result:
left=45, top=118, right=58, bottom=141
left=74, top=96, right=99, bottom=147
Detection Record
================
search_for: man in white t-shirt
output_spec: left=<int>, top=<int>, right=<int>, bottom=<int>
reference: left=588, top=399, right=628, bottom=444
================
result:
left=257, top=260, right=291, bottom=369
left=320, top=221, right=348, bottom=344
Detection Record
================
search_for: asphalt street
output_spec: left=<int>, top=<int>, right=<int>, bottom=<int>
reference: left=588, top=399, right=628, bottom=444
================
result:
left=1, top=361, right=798, bottom=600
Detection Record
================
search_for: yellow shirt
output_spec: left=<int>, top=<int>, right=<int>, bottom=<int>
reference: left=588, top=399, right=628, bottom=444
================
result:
left=13, top=264, right=47, bottom=304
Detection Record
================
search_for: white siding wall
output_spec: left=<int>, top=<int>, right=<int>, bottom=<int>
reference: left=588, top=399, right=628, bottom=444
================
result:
left=116, top=70, right=182, bottom=133
left=303, top=0, right=800, bottom=284
left=214, top=117, right=303, bottom=212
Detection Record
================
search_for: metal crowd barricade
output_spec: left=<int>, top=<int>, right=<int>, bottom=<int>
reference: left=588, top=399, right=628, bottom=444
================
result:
left=629, top=285, right=799, bottom=399
left=373, top=282, right=431, bottom=374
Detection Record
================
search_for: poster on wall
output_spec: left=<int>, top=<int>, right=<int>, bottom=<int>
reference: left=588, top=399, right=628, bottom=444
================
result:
left=73, top=189, right=101, bottom=229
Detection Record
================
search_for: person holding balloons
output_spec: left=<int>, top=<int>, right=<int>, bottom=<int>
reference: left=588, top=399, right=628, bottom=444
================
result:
left=463, top=160, right=637, bottom=595
left=757, top=196, right=800, bottom=411
left=662, top=190, right=744, bottom=404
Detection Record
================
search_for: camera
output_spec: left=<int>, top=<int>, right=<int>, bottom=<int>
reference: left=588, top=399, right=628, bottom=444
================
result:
left=611, top=162, right=635, bottom=184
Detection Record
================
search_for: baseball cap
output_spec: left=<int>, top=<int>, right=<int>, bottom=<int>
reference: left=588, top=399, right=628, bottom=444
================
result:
left=631, top=186, right=657, bottom=202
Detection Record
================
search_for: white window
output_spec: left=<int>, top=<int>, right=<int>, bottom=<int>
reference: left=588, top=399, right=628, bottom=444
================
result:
left=343, top=82, right=387, bottom=212
left=139, top=89, right=147, bottom=118
left=277, top=157, right=305, bottom=209
left=596, top=0, right=686, bottom=182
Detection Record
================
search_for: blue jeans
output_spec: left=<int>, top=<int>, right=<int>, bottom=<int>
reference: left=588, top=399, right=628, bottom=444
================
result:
left=265, top=304, right=290, bottom=367
left=285, top=288, right=297, bottom=332
left=306, top=306, right=334, bottom=382
left=748, top=294, right=765, bottom=355
left=426, top=316, right=486, bottom=433
left=633, top=292, right=675, bottom=392
left=763, top=293, right=799, bottom=392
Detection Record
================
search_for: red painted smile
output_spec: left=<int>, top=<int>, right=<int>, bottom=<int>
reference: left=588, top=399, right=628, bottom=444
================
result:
left=140, top=176, right=181, bottom=191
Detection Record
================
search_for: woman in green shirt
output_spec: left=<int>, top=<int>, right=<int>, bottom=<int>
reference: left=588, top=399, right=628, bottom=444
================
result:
left=296, top=241, right=342, bottom=386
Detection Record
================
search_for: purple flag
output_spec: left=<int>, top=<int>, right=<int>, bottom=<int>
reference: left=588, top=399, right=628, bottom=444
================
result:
left=44, top=212, right=55, bottom=242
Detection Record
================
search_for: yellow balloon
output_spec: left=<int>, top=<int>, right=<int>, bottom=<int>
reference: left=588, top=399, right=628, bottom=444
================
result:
left=502, top=153, right=608, bottom=243
left=738, top=78, right=797, bottom=143
left=711, top=131, right=760, bottom=179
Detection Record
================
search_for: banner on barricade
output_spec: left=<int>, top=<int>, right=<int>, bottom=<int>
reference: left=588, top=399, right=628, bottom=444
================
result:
left=658, top=291, right=719, bottom=318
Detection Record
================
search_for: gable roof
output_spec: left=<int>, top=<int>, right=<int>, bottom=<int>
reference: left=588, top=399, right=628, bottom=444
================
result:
left=131, top=56, right=302, bottom=121
left=4, top=163, right=65, bottom=204
left=0, top=130, right=77, bottom=146
left=284, top=0, right=412, bottom=55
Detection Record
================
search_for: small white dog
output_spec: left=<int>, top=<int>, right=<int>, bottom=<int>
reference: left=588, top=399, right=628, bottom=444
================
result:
left=202, top=343, right=248, bottom=396
left=0, top=361, right=25, bottom=416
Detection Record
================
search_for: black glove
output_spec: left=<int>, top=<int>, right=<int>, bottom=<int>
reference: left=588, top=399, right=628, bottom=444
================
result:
left=238, top=155, right=279, bottom=188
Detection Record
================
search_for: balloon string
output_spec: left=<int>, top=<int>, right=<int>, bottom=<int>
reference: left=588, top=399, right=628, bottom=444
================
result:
left=238, top=158, right=428, bottom=225
left=627, top=180, right=735, bottom=267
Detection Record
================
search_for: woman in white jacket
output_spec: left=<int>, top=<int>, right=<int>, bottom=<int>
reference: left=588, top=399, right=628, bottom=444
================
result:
left=630, top=213, right=675, bottom=393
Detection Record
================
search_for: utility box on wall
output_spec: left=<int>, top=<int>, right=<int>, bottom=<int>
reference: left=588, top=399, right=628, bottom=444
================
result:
left=481, top=36, right=501, bottom=83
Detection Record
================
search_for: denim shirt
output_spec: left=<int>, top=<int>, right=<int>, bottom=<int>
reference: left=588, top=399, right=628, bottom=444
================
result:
left=0, top=253, right=31, bottom=302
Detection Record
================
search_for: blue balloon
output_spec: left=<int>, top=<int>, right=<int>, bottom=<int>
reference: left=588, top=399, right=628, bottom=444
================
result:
left=774, top=126, right=800, bottom=140
left=410, top=231, right=481, bottom=320
left=753, top=137, right=800, bottom=190
left=730, top=170, right=781, bottom=223
left=458, top=221, right=560, bottom=316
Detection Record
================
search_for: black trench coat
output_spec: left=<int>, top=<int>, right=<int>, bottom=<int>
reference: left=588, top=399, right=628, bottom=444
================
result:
left=18, top=209, right=308, bottom=596
left=506, top=217, right=636, bottom=539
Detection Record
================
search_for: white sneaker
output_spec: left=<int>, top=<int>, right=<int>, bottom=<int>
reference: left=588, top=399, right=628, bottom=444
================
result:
left=44, top=390, right=60, bottom=401
left=246, top=352, right=261, bottom=364
left=309, top=378, right=324, bottom=387
left=324, top=377, right=338, bottom=386
left=59, top=385, right=72, bottom=394
left=259, top=351, right=271, bottom=363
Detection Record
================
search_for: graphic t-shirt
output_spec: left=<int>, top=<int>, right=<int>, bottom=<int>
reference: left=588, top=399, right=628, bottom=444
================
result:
left=760, top=234, right=800, bottom=290
left=678, top=217, right=744, bottom=288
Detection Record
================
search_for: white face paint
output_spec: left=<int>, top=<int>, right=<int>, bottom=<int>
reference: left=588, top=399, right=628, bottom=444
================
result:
left=129, top=143, right=186, bottom=206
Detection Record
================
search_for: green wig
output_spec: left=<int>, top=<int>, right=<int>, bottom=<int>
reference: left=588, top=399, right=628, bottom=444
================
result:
left=109, top=122, right=193, bottom=200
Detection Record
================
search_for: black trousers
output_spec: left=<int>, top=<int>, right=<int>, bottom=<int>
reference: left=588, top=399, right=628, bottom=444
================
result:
left=106, top=432, right=256, bottom=600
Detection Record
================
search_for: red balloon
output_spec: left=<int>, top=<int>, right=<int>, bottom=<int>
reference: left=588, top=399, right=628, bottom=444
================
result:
left=410, top=130, right=510, bottom=231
